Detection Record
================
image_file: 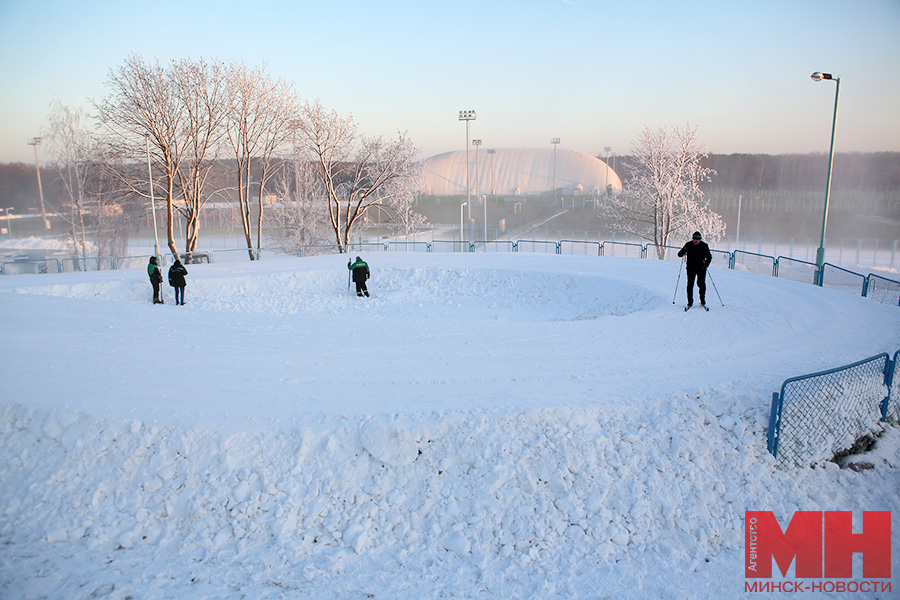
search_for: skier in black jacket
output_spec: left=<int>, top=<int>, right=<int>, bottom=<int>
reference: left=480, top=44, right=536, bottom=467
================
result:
left=168, top=259, right=188, bottom=305
left=677, top=231, right=712, bottom=309
left=348, top=256, right=370, bottom=297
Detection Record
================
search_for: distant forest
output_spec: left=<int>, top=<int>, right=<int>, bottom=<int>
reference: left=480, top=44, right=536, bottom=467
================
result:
left=1, top=152, right=898, bottom=215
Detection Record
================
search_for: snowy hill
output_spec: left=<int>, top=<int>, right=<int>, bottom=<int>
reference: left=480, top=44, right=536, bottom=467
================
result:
left=1, top=252, right=898, bottom=599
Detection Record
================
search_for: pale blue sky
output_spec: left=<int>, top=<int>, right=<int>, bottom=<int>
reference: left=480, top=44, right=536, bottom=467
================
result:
left=0, top=0, right=898, bottom=164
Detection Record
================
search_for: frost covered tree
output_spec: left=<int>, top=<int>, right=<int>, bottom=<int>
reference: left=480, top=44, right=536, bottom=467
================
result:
left=606, top=125, right=724, bottom=259
left=293, top=100, right=423, bottom=253
left=264, top=158, right=331, bottom=254
left=225, top=62, right=298, bottom=260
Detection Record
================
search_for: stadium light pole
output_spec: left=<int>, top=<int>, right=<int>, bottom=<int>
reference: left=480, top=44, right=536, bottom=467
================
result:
left=810, top=71, right=840, bottom=269
left=144, top=133, right=162, bottom=260
left=459, top=110, right=476, bottom=231
left=27, top=137, right=50, bottom=229
left=551, top=138, right=560, bottom=206
left=473, top=139, right=482, bottom=243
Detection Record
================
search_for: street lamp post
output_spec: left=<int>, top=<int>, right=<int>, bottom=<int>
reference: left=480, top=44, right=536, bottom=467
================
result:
left=144, top=133, right=162, bottom=260
left=459, top=201, right=468, bottom=247
left=551, top=138, right=560, bottom=206
left=604, top=146, right=612, bottom=195
left=472, top=139, right=482, bottom=200
left=27, top=138, right=50, bottom=229
left=810, top=71, right=841, bottom=270
left=486, top=148, right=496, bottom=196
left=481, top=195, right=487, bottom=243
left=459, top=110, right=476, bottom=234
left=3, top=207, right=12, bottom=237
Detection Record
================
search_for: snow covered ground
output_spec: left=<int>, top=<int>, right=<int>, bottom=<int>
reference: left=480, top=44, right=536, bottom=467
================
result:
left=1, top=252, right=898, bottom=599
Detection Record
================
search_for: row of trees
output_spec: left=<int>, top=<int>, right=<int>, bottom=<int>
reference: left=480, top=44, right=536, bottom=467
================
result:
left=35, top=56, right=722, bottom=264
left=47, top=54, right=424, bottom=262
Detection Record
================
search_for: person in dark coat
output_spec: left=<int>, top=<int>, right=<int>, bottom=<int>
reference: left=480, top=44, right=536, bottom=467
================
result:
left=168, top=259, right=188, bottom=305
left=677, top=231, right=712, bottom=308
left=347, top=256, right=370, bottom=297
left=148, top=256, right=163, bottom=304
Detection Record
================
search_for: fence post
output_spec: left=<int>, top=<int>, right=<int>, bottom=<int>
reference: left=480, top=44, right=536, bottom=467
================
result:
left=881, top=356, right=896, bottom=421
left=767, top=391, right=783, bottom=458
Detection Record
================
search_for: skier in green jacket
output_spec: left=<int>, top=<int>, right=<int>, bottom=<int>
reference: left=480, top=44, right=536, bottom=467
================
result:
left=148, top=256, right=163, bottom=304
left=348, top=256, right=370, bottom=297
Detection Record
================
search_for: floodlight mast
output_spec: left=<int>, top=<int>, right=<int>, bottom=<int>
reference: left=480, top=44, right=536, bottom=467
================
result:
left=458, top=110, right=476, bottom=233
left=809, top=71, right=840, bottom=271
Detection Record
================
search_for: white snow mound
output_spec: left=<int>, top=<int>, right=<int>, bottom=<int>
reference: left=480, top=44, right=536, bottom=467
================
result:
left=1, top=251, right=899, bottom=599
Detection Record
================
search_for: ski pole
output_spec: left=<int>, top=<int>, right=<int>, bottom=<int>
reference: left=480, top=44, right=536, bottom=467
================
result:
left=707, top=269, right=724, bottom=306
left=672, top=256, right=684, bottom=304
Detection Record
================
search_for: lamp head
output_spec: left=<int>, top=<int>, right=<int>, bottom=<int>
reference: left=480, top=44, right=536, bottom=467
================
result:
left=811, top=72, right=834, bottom=82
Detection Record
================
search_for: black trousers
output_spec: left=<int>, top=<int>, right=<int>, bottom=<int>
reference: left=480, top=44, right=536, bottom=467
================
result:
left=354, top=281, right=369, bottom=297
left=151, top=280, right=163, bottom=303
left=686, top=268, right=707, bottom=305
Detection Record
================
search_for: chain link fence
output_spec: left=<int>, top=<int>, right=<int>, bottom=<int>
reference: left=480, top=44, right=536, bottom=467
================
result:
left=865, top=274, right=900, bottom=307
left=775, top=256, right=819, bottom=286
left=768, top=353, right=893, bottom=469
left=559, top=240, right=601, bottom=256
left=601, top=241, right=644, bottom=258
left=820, top=263, right=867, bottom=296
left=733, top=250, right=775, bottom=276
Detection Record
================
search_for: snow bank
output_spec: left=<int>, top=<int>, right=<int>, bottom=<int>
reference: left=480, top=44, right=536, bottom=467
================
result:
left=1, top=252, right=899, bottom=599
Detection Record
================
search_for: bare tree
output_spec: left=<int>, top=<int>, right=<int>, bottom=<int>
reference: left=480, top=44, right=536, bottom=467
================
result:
left=605, top=124, right=724, bottom=258
left=225, top=62, right=298, bottom=260
left=171, top=58, right=228, bottom=260
left=45, top=101, right=93, bottom=267
left=96, top=55, right=228, bottom=260
left=96, top=55, right=185, bottom=257
left=294, top=100, right=422, bottom=253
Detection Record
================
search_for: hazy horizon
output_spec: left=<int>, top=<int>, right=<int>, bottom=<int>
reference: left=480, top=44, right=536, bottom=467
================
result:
left=1, top=0, right=898, bottom=164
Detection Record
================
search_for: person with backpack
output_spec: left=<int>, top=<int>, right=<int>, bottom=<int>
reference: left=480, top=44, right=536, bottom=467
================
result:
left=677, top=231, right=712, bottom=310
left=347, top=256, right=370, bottom=297
left=148, top=256, right=164, bottom=304
left=168, top=259, right=189, bottom=305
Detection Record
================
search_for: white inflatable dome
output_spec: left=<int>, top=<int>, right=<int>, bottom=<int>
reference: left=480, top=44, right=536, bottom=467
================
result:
left=421, top=147, right=622, bottom=196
